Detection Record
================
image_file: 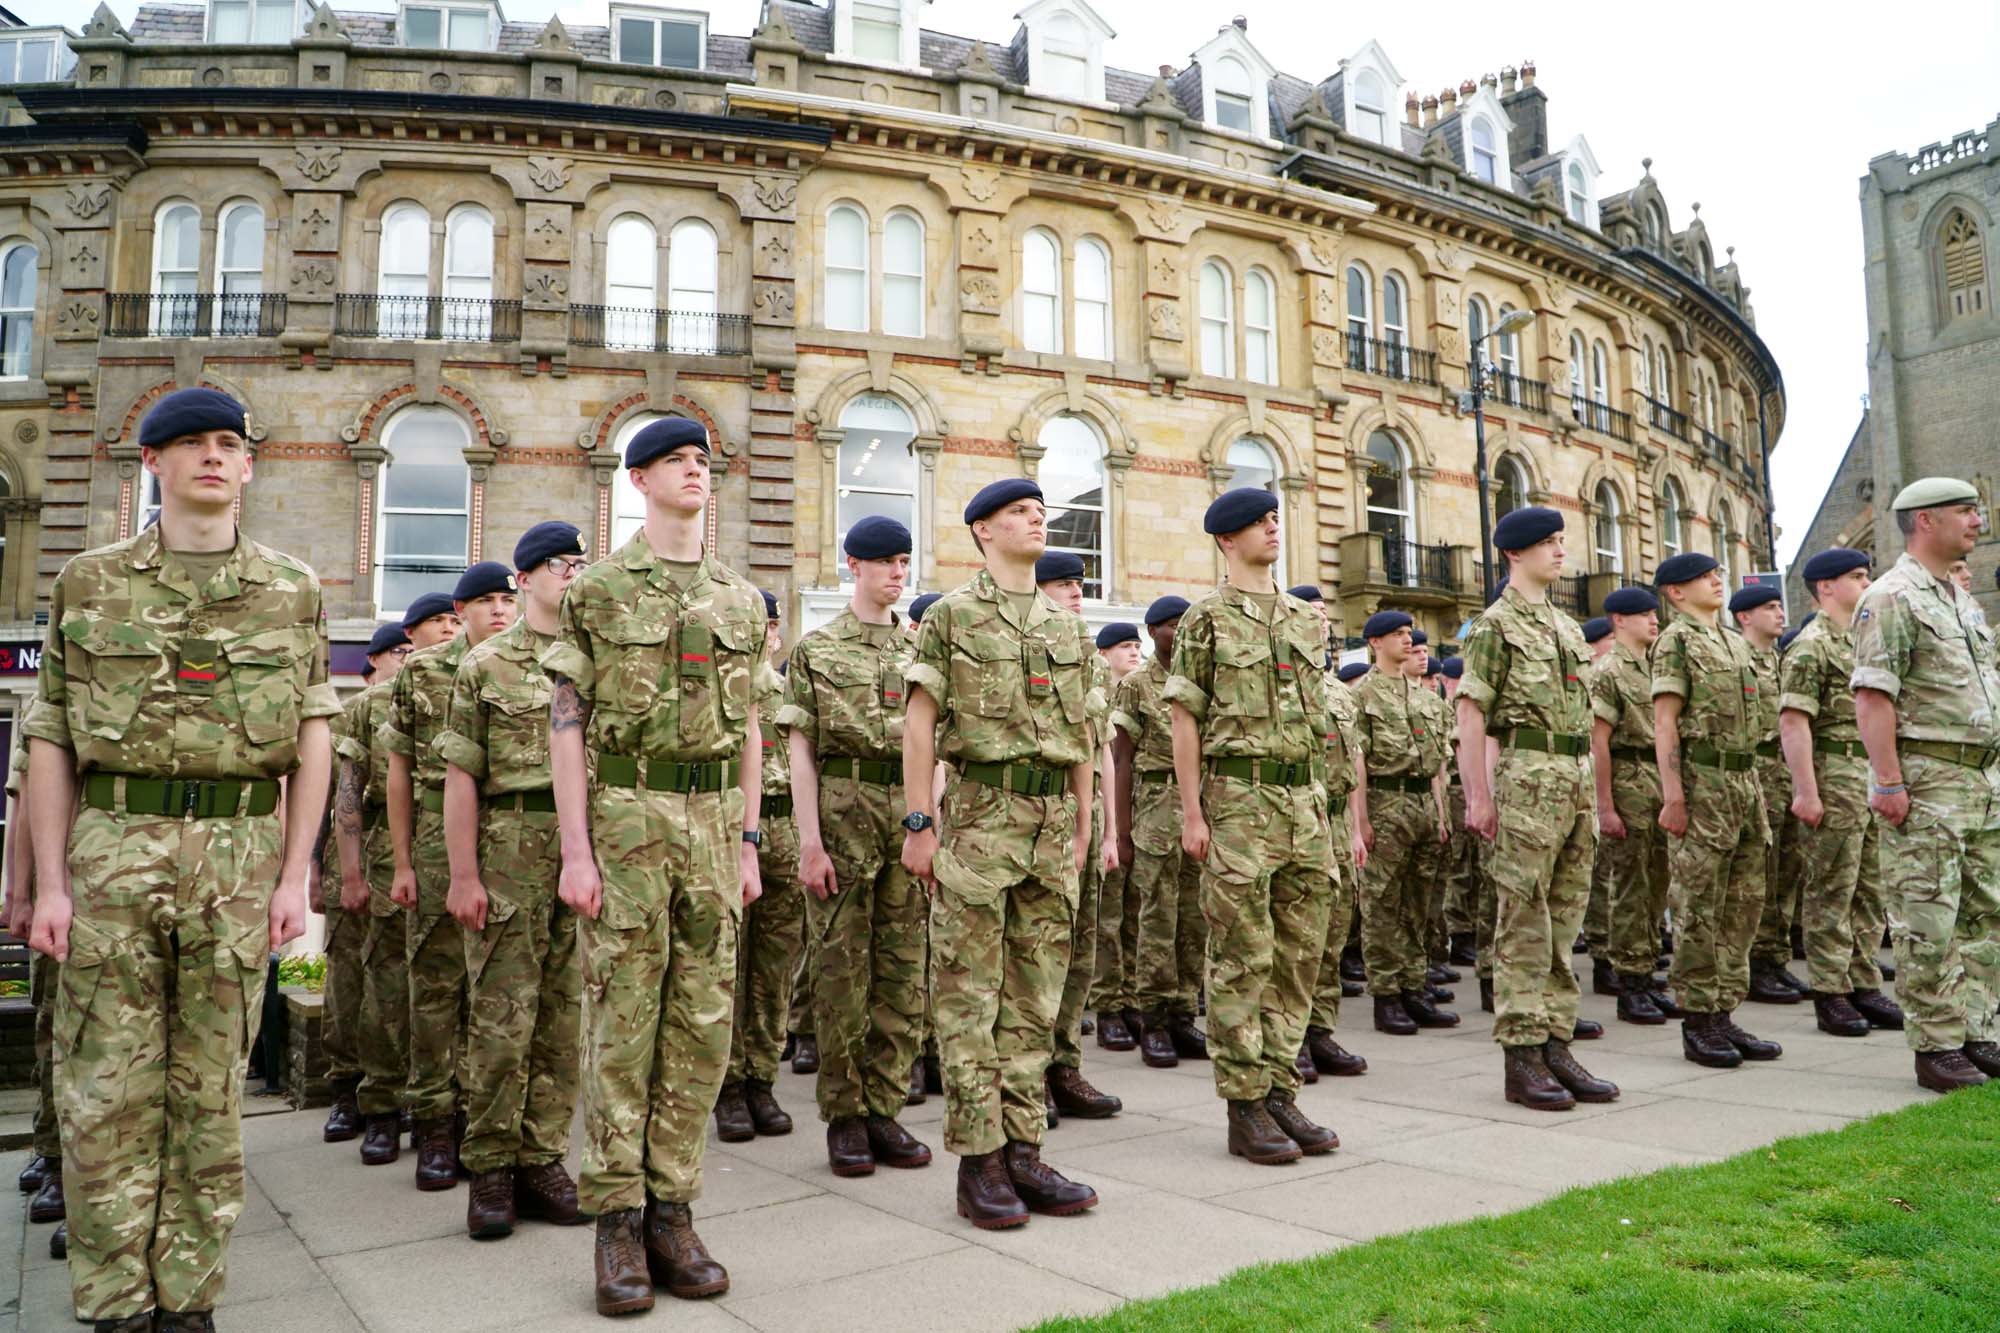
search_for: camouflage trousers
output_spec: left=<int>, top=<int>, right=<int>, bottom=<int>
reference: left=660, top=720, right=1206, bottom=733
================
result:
left=1130, top=777, right=1205, bottom=1018
left=1442, top=788, right=1479, bottom=939
left=1051, top=802, right=1104, bottom=1069
left=55, top=806, right=277, bottom=1321
left=1584, top=836, right=1613, bottom=956
left=1088, top=861, right=1139, bottom=1013
left=1882, top=755, right=2000, bottom=1052
left=788, top=930, right=817, bottom=1037
left=1750, top=756, right=1799, bottom=968
left=1797, top=757, right=1886, bottom=996
left=930, top=776, right=1077, bottom=1156
left=405, top=805, right=467, bottom=1121
left=320, top=901, right=364, bottom=1087
left=1196, top=775, right=1332, bottom=1102
left=1430, top=784, right=1470, bottom=959
left=1601, top=763, right=1669, bottom=979
left=808, top=775, right=926, bottom=1123
left=727, top=815, right=803, bottom=1086
left=1359, top=788, right=1437, bottom=998
left=460, top=808, right=581, bottom=1174
left=1473, top=847, right=1497, bottom=981
left=1308, top=808, right=1356, bottom=1031
left=1487, top=752, right=1596, bottom=1047
left=355, top=820, right=411, bottom=1118
left=30, top=951, right=60, bottom=1158
left=1666, top=766, right=1769, bottom=1015
left=580, top=784, right=740, bottom=1213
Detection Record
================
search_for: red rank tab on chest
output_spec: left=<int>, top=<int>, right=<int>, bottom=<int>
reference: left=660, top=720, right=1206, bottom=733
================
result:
left=1277, top=662, right=1294, bottom=672
left=682, top=653, right=711, bottom=664
left=178, top=666, right=218, bottom=683
left=1028, top=676, right=1050, bottom=687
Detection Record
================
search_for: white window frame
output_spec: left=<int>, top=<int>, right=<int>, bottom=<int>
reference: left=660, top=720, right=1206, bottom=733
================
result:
left=1593, top=482, right=1624, bottom=575
left=1466, top=295, right=1489, bottom=367
left=1073, top=236, right=1112, bottom=361
left=609, top=5, right=708, bottom=70
left=378, top=201, right=432, bottom=340
left=1591, top=339, right=1611, bottom=413
left=1351, top=70, right=1389, bottom=146
left=1364, top=429, right=1416, bottom=585
left=1022, top=228, right=1063, bottom=355
left=1337, top=40, right=1403, bottom=149
left=441, top=204, right=494, bottom=342
left=612, top=413, right=666, bottom=548
left=604, top=214, right=659, bottom=350
left=1655, top=346, right=1673, bottom=410
left=1381, top=271, right=1409, bottom=377
left=1495, top=302, right=1521, bottom=384
left=1638, top=336, right=1654, bottom=399
left=1019, top=0, right=1112, bottom=103
left=151, top=201, right=202, bottom=337
left=1345, top=262, right=1373, bottom=372
left=824, top=204, right=869, bottom=333
left=1210, top=58, right=1255, bottom=136
left=398, top=1, right=498, bottom=52
left=1244, top=266, right=1276, bottom=385
left=1038, top=414, right=1110, bottom=601
left=1226, top=436, right=1282, bottom=568
left=1469, top=117, right=1499, bottom=183
left=1494, top=454, right=1529, bottom=520
left=1192, top=25, right=1277, bottom=140
left=1715, top=503, right=1736, bottom=590
left=1567, top=331, right=1588, bottom=422
left=1198, top=260, right=1234, bottom=378
left=0, top=242, right=37, bottom=381
left=1660, top=478, right=1685, bottom=558
left=374, top=406, right=471, bottom=618
left=1454, top=86, right=1514, bottom=187
left=208, top=0, right=304, bottom=44
left=667, top=218, right=720, bottom=354
left=881, top=209, right=925, bottom=340
left=833, top=0, right=921, bottom=69
left=834, top=393, right=920, bottom=581
left=214, top=199, right=265, bottom=337
left=1558, top=135, right=1602, bottom=231
left=0, top=30, right=75, bottom=82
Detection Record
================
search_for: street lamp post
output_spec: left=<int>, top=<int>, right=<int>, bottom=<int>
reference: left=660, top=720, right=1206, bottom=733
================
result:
left=1467, top=308, right=1538, bottom=605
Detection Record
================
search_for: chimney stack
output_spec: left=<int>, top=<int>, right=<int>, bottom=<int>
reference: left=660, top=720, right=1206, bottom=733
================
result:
left=1439, top=84, right=1458, bottom=115
left=1405, top=91, right=1420, bottom=126
left=1500, top=65, right=1517, bottom=94
left=1231, top=15, right=1247, bottom=30
left=1421, top=94, right=1438, bottom=127
left=1520, top=59, right=1536, bottom=87
left=1159, top=64, right=1173, bottom=78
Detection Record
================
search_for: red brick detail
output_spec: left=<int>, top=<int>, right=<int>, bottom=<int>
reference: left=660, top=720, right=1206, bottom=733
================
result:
left=108, top=380, right=181, bottom=445
left=941, top=437, right=1015, bottom=458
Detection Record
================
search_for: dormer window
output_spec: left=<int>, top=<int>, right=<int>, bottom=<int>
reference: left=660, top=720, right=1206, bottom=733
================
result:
left=1191, top=22, right=1277, bottom=139
left=1455, top=84, right=1513, bottom=186
left=400, top=2, right=498, bottom=52
left=1469, top=118, right=1498, bottom=183
left=1566, top=164, right=1588, bottom=223
left=1212, top=59, right=1253, bottom=132
left=1018, top=0, right=1113, bottom=103
left=613, top=6, right=706, bottom=70
left=1337, top=40, right=1402, bottom=149
left=835, top=0, right=924, bottom=67
left=1557, top=135, right=1602, bottom=230
left=1351, top=70, right=1388, bottom=143
left=0, top=29, right=73, bottom=81
left=852, top=2, right=900, bottom=59
left=210, top=0, right=305, bottom=43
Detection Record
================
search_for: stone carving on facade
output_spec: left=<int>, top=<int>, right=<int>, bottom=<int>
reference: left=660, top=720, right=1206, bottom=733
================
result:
left=1311, top=329, right=1340, bottom=365
left=1146, top=297, right=1183, bottom=341
left=295, top=144, right=343, bottom=182
left=1438, top=287, right=1457, bottom=319
left=1433, top=237, right=1463, bottom=274
left=289, top=260, right=336, bottom=295
left=65, top=183, right=113, bottom=220
left=960, top=272, right=1001, bottom=313
left=526, top=155, right=573, bottom=193
left=752, top=281, right=795, bottom=322
left=524, top=268, right=569, bottom=306
left=1150, top=256, right=1176, bottom=291
left=1308, top=234, right=1338, bottom=269
left=963, top=225, right=996, bottom=266
left=960, top=166, right=998, bottom=204
left=1313, top=286, right=1337, bottom=322
left=54, top=298, right=100, bottom=337
left=62, top=238, right=102, bottom=288
left=757, top=233, right=791, bottom=273
left=1146, top=198, right=1181, bottom=234
left=751, top=176, right=798, bottom=214
left=297, top=206, right=335, bottom=250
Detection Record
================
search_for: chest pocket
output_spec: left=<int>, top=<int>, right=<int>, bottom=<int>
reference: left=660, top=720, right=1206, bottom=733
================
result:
left=1501, top=621, right=1558, bottom=693
left=586, top=607, right=671, bottom=713
left=1046, top=633, right=1087, bottom=725
left=483, top=675, right=551, bottom=769
left=223, top=628, right=308, bottom=747
left=1909, top=599, right=1977, bottom=691
left=950, top=629, right=1021, bottom=720
left=60, top=611, right=164, bottom=742
left=1284, top=627, right=1326, bottom=720
left=1212, top=637, right=1273, bottom=718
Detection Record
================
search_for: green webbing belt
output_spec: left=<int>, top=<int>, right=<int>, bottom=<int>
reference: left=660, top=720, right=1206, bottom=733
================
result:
left=81, top=772, right=279, bottom=819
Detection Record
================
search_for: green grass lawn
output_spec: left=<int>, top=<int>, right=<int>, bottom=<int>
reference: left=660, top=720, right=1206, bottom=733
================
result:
left=1032, top=1086, right=2000, bottom=1332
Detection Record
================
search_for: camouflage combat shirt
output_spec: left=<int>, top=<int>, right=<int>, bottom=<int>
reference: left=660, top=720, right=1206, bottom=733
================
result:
left=1164, top=584, right=1325, bottom=762
left=436, top=617, right=556, bottom=795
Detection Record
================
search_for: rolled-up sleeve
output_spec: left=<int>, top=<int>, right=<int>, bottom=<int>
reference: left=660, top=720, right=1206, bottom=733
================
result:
left=434, top=657, right=489, bottom=780
left=906, top=611, right=950, bottom=708
left=1456, top=620, right=1503, bottom=715
left=538, top=583, right=595, bottom=702
left=1651, top=624, right=1692, bottom=701
left=1163, top=607, right=1214, bottom=721
left=1849, top=593, right=1909, bottom=698
left=23, top=576, right=72, bottom=751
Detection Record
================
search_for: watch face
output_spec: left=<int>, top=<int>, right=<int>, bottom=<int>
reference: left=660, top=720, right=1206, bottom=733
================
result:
left=902, top=812, right=930, bottom=832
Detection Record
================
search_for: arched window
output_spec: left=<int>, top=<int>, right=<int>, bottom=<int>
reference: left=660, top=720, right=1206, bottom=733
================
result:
left=1382, top=271, right=1409, bottom=377
left=1352, top=69, right=1387, bottom=144
left=1660, top=476, right=1685, bottom=559
left=1495, top=301, right=1521, bottom=388
left=881, top=210, right=924, bottom=339
left=667, top=218, right=719, bottom=354
left=1365, top=429, right=1415, bottom=586
left=1345, top=263, right=1373, bottom=372
left=1654, top=345, right=1673, bottom=410
left=1022, top=228, right=1062, bottom=354
left=1073, top=237, right=1111, bottom=361
left=1211, top=56, right=1253, bottom=134
left=1040, top=414, right=1108, bottom=599
left=1494, top=455, right=1528, bottom=521
left=1567, top=331, right=1587, bottom=420
left=215, top=201, right=265, bottom=335
left=1589, top=339, right=1610, bottom=431
left=1593, top=482, right=1623, bottom=575
left=1714, top=501, right=1736, bottom=590
left=1644, top=202, right=1664, bottom=248
left=1469, top=118, right=1499, bottom=184
left=378, top=202, right=431, bottom=338
left=0, top=242, right=36, bottom=379
left=1638, top=336, right=1654, bottom=399
left=603, top=215, right=658, bottom=349
left=152, top=201, right=201, bottom=336
left=1939, top=210, right=1988, bottom=322
left=1198, top=260, right=1233, bottom=377
left=835, top=393, right=917, bottom=581
left=1244, top=267, right=1276, bottom=385
left=1697, top=240, right=1714, bottom=280
left=1466, top=295, right=1489, bottom=367
left=611, top=412, right=664, bottom=548
left=376, top=406, right=471, bottom=616
left=1565, top=162, right=1589, bottom=224
left=442, top=205, right=494, bottom=340
left=825, top=204, right=868, bottom=332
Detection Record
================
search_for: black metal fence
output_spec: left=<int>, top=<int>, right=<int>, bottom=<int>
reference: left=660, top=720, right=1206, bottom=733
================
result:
left=1345, top=332, right=1438, bottom=385
left=105, top=292, right=286, bottom=338
left=568, top=306, right=751, bottom=356
left=334, top=294, right=522, bottom=342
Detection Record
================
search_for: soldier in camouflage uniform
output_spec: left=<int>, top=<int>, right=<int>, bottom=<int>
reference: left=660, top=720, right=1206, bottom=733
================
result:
left=782, top=516, right=932, bottom=1178
left=1353, top=611, right=1458, bottom=1036
left=541, top=417, right=768, bottom=1313
left=1304, top=620, right=1369, bottom=1078
left=1403, top=631, right=1458, bottom=990
left=1780, top=547, right=1904, bottom=1040
left=1167, top=487, right=1338, bottom=1164
left=1456, top=507, right=1615, bottom=1110
left=1438, top=657, right=1482, bottom=970
left=438, top=523, right=588, bottom=1240
left=8, top=741, right=68, bottom=1257
left=26, top=387, right=339, bottom=1330
left=385, top=560, right=518, bottom=1191
left=1587, top=587, right=1679, bottom=1025
left=1089, top=621, right=1144, bottom=1050
left=714, top=590, right=806, bottom=1143
left=1577, top=617, right=1617, bottom=991
left=1652, top=553, right=1780, bottom=1069
left=343, top=593, right=459, bottom=1166
left=1850, top=478, right=2000, bottom=1093
left=1731, top=585, right=1808, bottom=1005
left=903, top=477, right=1100, bottom=1230
left=1035, top=550, right=1123, bottom=1122
left=317, top=621, right=408, bottom=1145
left=1113, top=596, right=1209, bottom=1070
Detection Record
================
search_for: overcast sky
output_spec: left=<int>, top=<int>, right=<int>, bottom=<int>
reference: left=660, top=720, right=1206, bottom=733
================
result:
left=31, top=0, right=2000, bottom=568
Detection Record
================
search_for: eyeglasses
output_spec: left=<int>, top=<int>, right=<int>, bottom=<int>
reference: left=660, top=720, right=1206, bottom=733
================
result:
left=543, top=557, right=587, bottom=578
left=385, top=646, right=413, bottom=659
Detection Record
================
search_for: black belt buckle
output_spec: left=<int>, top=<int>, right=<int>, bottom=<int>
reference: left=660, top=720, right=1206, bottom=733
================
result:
left=1278, top=761, right=1300, bottom=785
left=1029, top=766, right=1057, bottom=797
left=182, top=781, right=199, bottom=817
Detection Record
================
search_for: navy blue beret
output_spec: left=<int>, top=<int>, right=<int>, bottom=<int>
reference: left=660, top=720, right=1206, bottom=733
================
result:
left=1777, top=627, right=1801, bottom=653
left=1441, top=656, right=1464, bottom=679
left=513, top=520, right=585, bottom=572
left=454, top=561, right=517, bottom=602
left=1145, top=595, right=1190, bottom=626
left=1654, top=552, right=1719, bottom=587
left=1422, top=656, right=1442, bottom=676
left=1363, top=609, right=1413, bottom=639
left=1582, top=616, right=1612, bottom=644
left=139, top=387, right=246, bottom=448
left=1095, top=622, right=1140, bottom=649
left=1603, top=586, right=1659, bottom=616
left=1035, top=551, right=1086, bottom=584
left=1410, top=629, right=1429, bottom=646
left=844, top=515, right=913, bottom=560
left=1336, top=661, right=1370, bottom=683
left=1492, top=505, right=1563, bottom=552
left=1286, top=584, right=1323, bottom=603
left=964, top=478, right=1043, bottom=525
left=365, top=622, right=410, bottom=657
left=760, top=589, right=779, bottom=620
left=1203, top=487, right=1279, bottom=536
left=401, top=591, right=458, bottom=630
left=624, top=416, right=709, bottom=469
left=908, top=592, right=942, bottom=623
left=1728, top=584, right=1782, bottom=615
left=1801, top=547, right=1869, bottom=586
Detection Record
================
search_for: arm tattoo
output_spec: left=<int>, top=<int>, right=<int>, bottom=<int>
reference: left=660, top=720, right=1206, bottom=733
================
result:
left=334, top=759, right=363, bottom=834
left=1664, top=742, right=1681, bottom=783
left=551, top=677, right=589, bottom=734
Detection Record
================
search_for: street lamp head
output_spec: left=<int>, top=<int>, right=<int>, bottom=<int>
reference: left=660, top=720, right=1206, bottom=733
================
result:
left=1493, top=307, right=1537, bottom=337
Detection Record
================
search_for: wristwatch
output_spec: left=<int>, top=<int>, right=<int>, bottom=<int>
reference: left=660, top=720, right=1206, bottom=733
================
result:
left=741, top=829, right=763, bottom=847
left=901, top=811, right=935, bottom=833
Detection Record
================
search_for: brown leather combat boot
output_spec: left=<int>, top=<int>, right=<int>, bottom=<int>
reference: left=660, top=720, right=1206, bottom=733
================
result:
left=712, top=1082, right=755, bottom=1143
left=955, top=1149, right=1029, bottom=1230
left=1226, top=1098, right=1303, bottom=1164
left=1265, top=1092, right=1338, bottom=1154
left=1543, top=1039, right=1618, bottom=1102
left=743, top=1079, right=792, bottom=1136
left=1004, top=1141, right=1099, bottom=1215
left=359, top=1113, right=400, bottom=1166
left=826, top=1117, right=875, bottom=1177
left=645, top=1198, right=729, bottom=1299
left=515, top=1161, right=583, bottom=1225
left=864, top=1115, right=933, bottom=1169
left=413, top=1118, right=458, bottom=1191
left=593, top=1209, right=653, bottom=1316
left=1502, top=1044, right=1575, bottom=1111
left=466, top=1167, right=516, bottom=1240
